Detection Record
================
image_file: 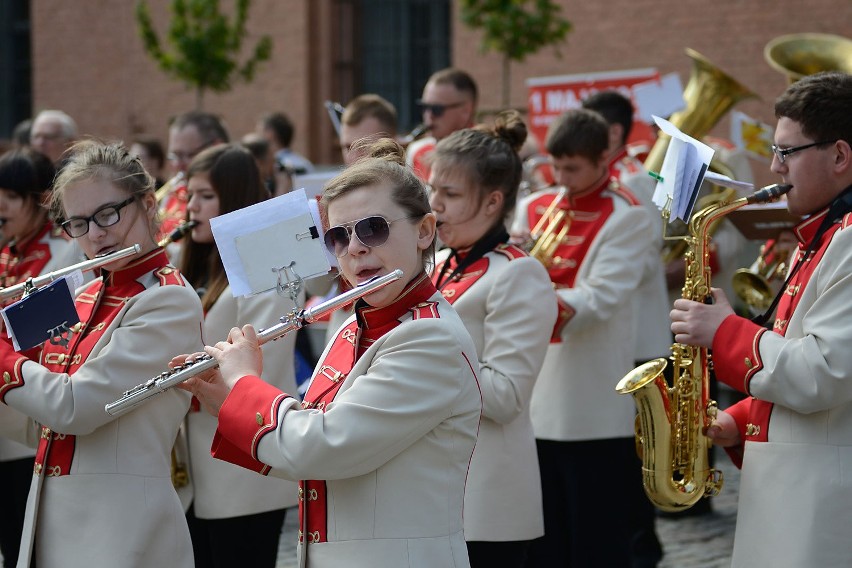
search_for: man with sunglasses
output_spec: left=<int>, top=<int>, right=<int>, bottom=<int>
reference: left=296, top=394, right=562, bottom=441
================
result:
left=407, top=68, right=478, bottom=181
left=671, top=72, right=852, bottom=566
left=161, top=111, right=229, bottom=243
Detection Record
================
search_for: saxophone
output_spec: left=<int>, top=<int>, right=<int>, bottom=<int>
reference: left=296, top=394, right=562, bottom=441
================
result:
left=615, top=183, right=792, bottom=512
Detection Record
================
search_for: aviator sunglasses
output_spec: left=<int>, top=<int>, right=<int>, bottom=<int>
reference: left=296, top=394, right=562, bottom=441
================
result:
left=323, top=215, right=415, bottom=257
left=415, top=99, right=466, bottom=118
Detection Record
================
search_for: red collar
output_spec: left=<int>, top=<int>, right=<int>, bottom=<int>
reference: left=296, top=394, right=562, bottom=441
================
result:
left=607, top=147, right=629, bottom=168
left=101, top=247, right=170, bottom=288
left=793, top=208, right=829, bottom=245
left=9, top=221, right=52, bottom=254
left=356, top=272, right=436, bottom=330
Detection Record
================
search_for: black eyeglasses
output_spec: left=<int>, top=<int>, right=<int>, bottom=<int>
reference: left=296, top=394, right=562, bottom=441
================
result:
left=770, top=140, right=835, bottom=164
left=60, top=196, right=137, bottom=238
left=323, top=215, right=415, bottom=258
left=415, top=100, right=467, bottom=118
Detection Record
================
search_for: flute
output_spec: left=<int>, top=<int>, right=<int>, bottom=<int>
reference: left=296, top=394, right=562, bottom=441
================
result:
left=0, top=244, right=142, bottom=302
left=105, top=269, right=404, bottom=417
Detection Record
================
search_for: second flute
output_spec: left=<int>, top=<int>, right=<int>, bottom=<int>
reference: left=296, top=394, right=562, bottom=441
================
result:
left=105, top=269, right=403, bottom=417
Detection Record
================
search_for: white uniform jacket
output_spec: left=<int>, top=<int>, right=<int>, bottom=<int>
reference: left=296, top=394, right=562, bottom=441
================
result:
left=210, top=275, right=481, bottom=568
left=609, top=149, right=671, bottom=361
left=711, top=211, right=852, bottom=567
left=434, top=244, right=554, bottom=541
left=0, top=223, right=83, bottom=462
left=0, top=249, right=203, bottom=568
left=186, top=284, right=301, bottom=518
left=512, top=180, right=654, bottom=441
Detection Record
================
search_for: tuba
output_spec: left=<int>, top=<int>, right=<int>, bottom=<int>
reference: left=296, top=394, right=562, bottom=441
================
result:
left=644, top=49, right=758, bottom=176
left=765, top=33, right=852, bottom=84
left=616, top=183, right=791, bottom=511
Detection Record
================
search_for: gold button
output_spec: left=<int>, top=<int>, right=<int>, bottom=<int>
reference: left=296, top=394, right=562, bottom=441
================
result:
left=34, top=463, right=42, bottom=475
left=256, top=412, right=263, bottom=425
left=744, top=357, right=753, bottom=369
left=41, top=427, right=51, bottom=439
left=161, top=267, right=173, bottom=275
left=3, top=371, right=10, bottom=384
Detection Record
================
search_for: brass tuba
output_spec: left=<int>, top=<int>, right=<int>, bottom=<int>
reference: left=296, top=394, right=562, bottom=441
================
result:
left=765, top=33, right=852, bottom=84
left=616, top=183, right=791, bottom=511
left=644, top=49, right=758, bottom=176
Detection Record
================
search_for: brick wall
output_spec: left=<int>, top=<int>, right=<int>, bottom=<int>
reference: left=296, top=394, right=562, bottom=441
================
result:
left=31, top=0, right=851, bottom=178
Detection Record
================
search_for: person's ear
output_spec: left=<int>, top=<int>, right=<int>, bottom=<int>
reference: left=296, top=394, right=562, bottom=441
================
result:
left=417, top=212, right=437, bottom=251
left=485, top=190, right=503, bottom=216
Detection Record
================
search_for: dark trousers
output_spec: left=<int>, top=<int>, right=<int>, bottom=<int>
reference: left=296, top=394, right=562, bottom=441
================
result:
left=0, top=457, right=33, bottom=568
left=525, top=438, right=636, bottom=567
left=186, top=505, right=286, bottom=568
left=467, top=539, right=531, bottom=568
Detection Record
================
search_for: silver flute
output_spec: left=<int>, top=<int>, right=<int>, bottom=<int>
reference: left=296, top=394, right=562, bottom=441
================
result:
left=105, top=269, right=404, bottom=417
left=0, top=244, right=142, bottom=302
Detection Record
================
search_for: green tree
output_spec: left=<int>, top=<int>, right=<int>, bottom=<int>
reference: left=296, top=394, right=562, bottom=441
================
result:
left=460, top=0, right=572, bottom=108
left=136, top=0, right=272, bottom=109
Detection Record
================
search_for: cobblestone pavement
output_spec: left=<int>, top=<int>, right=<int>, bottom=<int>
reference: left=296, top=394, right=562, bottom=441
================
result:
left=275, top=446, right=739, bottom=568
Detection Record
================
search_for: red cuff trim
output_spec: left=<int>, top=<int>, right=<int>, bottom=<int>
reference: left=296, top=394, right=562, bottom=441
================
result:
left=551, top=298, right=575, bottom=343
left=712, top=315, right=767, bottom=395
left=0, top=342, right=28, bottom=403
left=213, top=375, right=291, bottom=471
left=722, top=398, right=751, bottom=469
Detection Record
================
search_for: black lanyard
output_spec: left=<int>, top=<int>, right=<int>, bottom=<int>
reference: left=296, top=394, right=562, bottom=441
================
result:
left=752, top=184, right=852, bottom=327
left=435, top=227, right=510, bottom=290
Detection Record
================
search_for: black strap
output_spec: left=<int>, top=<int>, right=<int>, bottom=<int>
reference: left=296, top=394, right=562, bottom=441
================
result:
left=435, top=226, right=510, bottom=290
left=752, top=184, right=852, bottom=327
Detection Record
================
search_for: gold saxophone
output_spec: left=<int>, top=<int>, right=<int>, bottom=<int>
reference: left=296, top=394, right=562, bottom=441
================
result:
left=616, top=183, right=792, bottom=512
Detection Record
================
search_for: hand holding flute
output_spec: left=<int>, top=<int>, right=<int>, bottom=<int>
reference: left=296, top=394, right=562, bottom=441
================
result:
left=171, top=324, right=264, bottom=416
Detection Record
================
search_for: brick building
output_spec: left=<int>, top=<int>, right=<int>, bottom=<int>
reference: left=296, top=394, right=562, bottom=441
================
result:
left=2, top=0, right=850, bottom=182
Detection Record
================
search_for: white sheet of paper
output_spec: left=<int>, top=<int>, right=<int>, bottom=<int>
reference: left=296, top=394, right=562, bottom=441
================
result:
left=703, top=171, right=754, bottom=193
left=632, top=73, right=685, bottom=123
left=651, top=116, right=716, bottom=223
left=293, top=170, right=341, bottom=200
left=210, top=189, right=331, bottom=297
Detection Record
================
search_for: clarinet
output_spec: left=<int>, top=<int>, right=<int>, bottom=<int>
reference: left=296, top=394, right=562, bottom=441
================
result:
left=105, top=269, right=403, bottom=417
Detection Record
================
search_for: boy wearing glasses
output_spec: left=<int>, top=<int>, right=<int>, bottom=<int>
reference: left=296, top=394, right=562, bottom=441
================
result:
left=161, top=111, right=229, bottom=242
left=671, top=72, right=852, bottom=566
left=407, top=68, right=478, bottom=181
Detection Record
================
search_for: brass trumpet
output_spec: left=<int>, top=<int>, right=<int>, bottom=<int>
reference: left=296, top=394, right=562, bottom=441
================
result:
left=527, top=187, right=571, bottom=269
left=732, top=240, right=791, bottom=311
left=154, top=172, right=185, bottom=205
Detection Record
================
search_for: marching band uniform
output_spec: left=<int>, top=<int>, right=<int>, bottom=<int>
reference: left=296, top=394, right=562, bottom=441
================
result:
left=0, top=221, right=82, bottom=567
left=209, top=274, right=481, bottom=568
left=0, top=248, right=203, bottom=567
left=405, top=137, right=436, bottom=182
left=433, top=239, right=554, bottom=545
left=606, top=148, right=671, bottom=362
left=512, top=177, right=654, bottom=565
left=158, top=177, right=189, bottom=243
left=710, top=208, right=852, bottom=567
left=185, top=284, right=302, bottom=562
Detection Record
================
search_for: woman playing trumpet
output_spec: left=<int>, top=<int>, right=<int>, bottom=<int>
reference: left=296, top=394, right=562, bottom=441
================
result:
left=0, top=141, right=203, bottom=567
left=180, top=144, right=300, bottom=567
left=176, top=139, right=481, bottom=567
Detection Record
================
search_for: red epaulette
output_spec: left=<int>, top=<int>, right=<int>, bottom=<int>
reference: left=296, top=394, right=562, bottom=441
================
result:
left=494, top=243, right=527, bottom=261
left=155, top=266, right=183, bottom=287
left=608, top=179, right=641, bottom=207
left=409, top=301, right=440, bottom=320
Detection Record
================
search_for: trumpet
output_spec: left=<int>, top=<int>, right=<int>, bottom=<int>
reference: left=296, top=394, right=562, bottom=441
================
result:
left=105, top=269, right=404, bottom=417
left=155, top=172, right=185, bottom=205
left=1, top=245, right=142, bottom=302
left=732, top=240, right=791, bottom=311
left=158, top=220, right=199, bottom=247
left=527, top=187, right=571, bottom=268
